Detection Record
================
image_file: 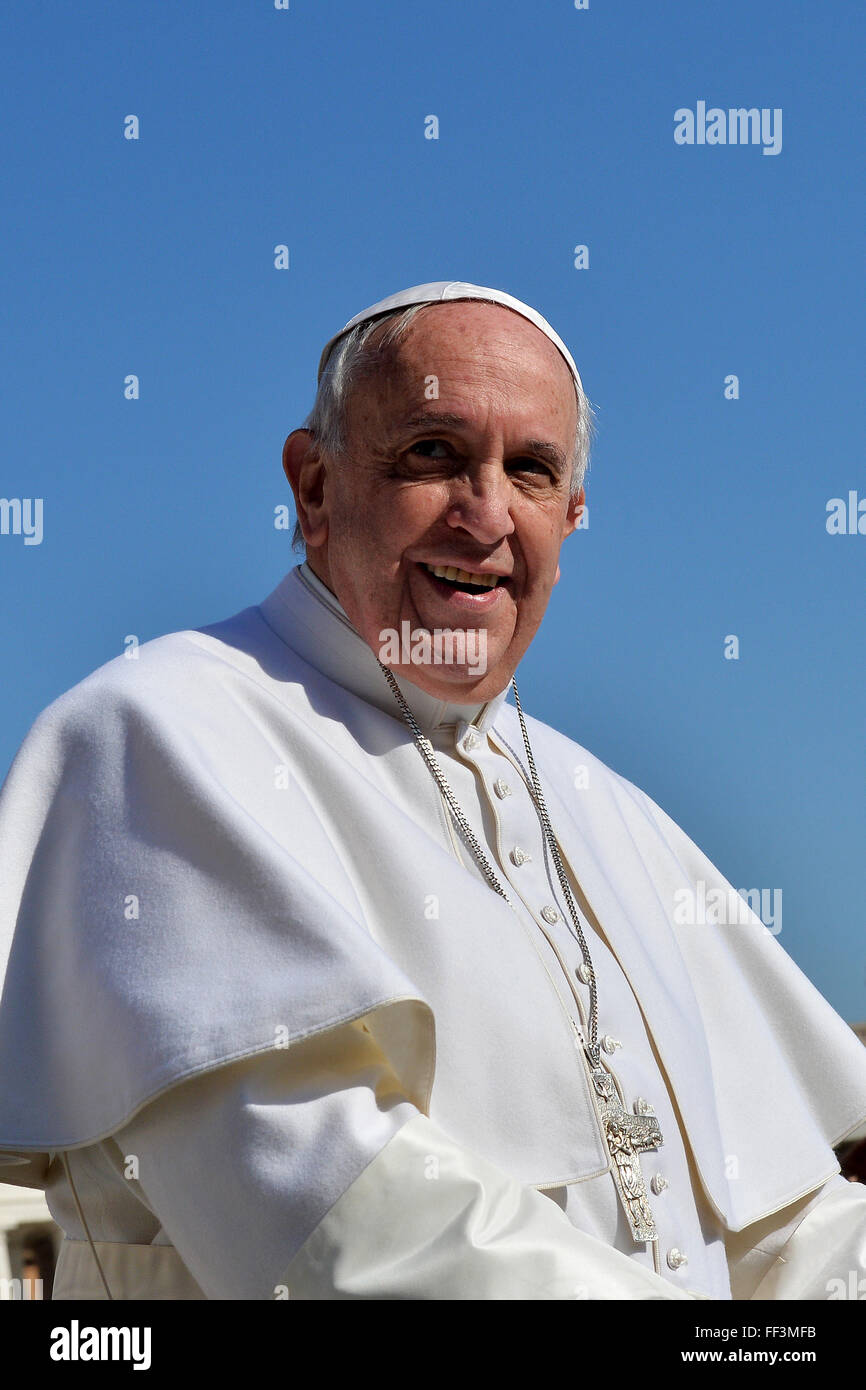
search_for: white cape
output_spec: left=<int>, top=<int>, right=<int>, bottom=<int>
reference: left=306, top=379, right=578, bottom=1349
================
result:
left=1, top=584, right=864, bottom=1235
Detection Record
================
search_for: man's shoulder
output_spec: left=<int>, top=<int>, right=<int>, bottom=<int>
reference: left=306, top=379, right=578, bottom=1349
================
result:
left=34, top=629, right=219, bottom=729
left=25, top=603, right=289, bottom=750
left=493, top=701, right=715, bottom=884
left=492, top=700, right=684, bottom=849
left=495, top=700, right=645, bottom=801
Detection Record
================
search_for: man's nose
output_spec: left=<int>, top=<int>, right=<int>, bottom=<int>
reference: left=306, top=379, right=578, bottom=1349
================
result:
left=443, top=465, right=516, bottom=543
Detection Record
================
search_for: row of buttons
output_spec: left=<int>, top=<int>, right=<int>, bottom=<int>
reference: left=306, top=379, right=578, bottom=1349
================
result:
left=644, top=1160, right=685, bottom=1268
left=595, top=1040, right=685, bottom=1271
left=551, top=922, right=687, bottom=1273
left=460, top=725, right=689, bottom=1279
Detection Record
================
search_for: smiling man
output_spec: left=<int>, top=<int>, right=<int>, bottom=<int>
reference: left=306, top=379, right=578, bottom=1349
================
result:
left=286, top=293, right=583, bottom=705
left=1, top=280, right=865, bottom=1302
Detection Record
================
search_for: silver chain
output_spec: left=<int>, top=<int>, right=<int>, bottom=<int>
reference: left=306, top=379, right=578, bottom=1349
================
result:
left=378, top=662, right=601, bottom=1068
left=378, top=664, right=511, bottom=902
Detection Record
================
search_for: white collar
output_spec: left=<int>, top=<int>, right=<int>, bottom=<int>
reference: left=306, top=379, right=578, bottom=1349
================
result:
left=257, top=563, right=511, bottom=736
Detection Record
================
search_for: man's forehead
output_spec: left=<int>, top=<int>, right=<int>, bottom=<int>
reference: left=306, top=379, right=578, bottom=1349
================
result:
left=371, top=300, right=569, bottom=378
left=353, top=321, right=577, bottom=445
left=348, top=305, right=578, bottom=454
left=317, top=280, right=583, bottom=394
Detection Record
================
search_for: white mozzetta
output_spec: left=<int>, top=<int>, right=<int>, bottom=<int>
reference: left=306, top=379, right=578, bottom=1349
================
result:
left=1, top=563, right=865, bottom=1300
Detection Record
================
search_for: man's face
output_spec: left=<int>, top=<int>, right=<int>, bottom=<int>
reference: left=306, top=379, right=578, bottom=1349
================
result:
left=285, top=301, right=583, bottom=702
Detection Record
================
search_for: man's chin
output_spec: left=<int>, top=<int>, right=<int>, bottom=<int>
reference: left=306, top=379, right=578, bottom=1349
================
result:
left=387, top=658, right=512, bottom=706
left=364, top=603, right=522, bottom=702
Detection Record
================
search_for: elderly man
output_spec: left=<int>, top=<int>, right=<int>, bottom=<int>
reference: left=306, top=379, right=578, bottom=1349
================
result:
left=0, top=281, right=865, bottom=1302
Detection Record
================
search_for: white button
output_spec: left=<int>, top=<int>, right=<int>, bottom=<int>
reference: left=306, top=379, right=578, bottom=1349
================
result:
left=601, top=1035, right=622, bottom=1054
left=494, top=778, right=512, bottom=799
left=666, top=1248, right=688, bottom=1271
left=634, top=1097, right=655, bottom=1116
left=651, top=1173, right=669, bottom=1195
left=510, top=846, right=531, bottom=867
left=462, top=730, right=480, bottom=751
left=540, top=905, right=560, bottom=925
left=576, top=963, right=593, bottom=984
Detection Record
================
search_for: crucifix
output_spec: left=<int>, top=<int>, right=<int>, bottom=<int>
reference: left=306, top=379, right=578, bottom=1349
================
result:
left=588, top=1063, right=664, bottom=1243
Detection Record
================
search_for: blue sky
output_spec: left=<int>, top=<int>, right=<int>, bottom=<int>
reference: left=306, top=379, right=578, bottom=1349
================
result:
left=2, top=1, right=863, bottom=1019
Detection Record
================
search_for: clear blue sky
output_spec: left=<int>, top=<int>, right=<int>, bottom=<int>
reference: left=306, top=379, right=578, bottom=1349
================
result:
left=2, top=1, right=864, bottom=1019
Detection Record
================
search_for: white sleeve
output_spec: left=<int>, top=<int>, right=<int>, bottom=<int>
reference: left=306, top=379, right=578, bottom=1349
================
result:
left=280, top=1109, right=698, bottom=1301
left=115, top=1019, right=697, bottom=1301
left=113, top=1019, right=416, bottom=1299
left=726, top=1174, right=866, bottom=1300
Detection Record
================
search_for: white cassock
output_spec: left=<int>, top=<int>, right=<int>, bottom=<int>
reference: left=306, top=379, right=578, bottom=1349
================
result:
left=0, top=561, right=865, bottom=1301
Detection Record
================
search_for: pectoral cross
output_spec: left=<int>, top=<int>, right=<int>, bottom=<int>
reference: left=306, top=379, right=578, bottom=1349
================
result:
left=589, top=1065, right=663, bottom=1243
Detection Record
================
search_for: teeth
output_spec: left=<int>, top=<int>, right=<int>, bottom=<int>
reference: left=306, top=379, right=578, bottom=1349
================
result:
left=425, top=564, right=499, bottom=588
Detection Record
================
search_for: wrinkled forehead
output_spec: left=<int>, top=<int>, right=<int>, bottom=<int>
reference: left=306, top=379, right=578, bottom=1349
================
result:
left=355, top=301, right=580, bottom=414
left=318, top=282, right=584, bottom=394
left=339, top=309, right=578, bottom=464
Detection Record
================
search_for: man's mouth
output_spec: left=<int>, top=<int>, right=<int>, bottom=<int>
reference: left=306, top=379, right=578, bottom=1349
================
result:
left=423, top=563, right=503, bottom=595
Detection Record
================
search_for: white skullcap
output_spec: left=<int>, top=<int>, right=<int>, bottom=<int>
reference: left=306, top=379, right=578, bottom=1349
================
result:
left=316, top=280, right=583, bottom=392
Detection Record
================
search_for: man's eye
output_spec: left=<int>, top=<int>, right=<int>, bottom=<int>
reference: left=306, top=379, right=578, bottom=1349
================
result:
left=509, top=458, right=555, bottom=479
left=404, top=442, right=554, bottom=480
left=408, top=439, right=450, bottom=459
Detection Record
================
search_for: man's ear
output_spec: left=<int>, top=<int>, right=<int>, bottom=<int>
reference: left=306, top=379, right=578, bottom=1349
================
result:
left=563, top=484, right=586, bottom=539
left=552, top=485, right=586, bottom=586
left=282, top=429, right=329, bottom=548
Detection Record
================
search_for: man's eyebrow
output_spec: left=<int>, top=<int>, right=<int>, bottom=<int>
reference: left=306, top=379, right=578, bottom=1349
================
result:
left=395, top=412, right=568, bottom=471
left=398, top=411, right=470, bottom=433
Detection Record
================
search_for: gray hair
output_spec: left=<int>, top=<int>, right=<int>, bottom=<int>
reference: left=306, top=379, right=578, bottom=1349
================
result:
left=291, top=301, right=595, bottom=549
